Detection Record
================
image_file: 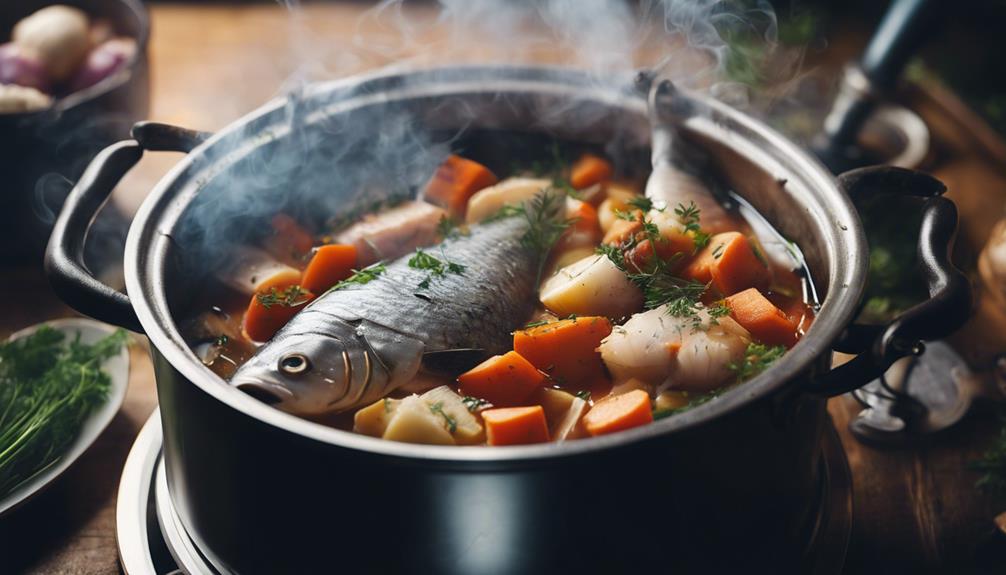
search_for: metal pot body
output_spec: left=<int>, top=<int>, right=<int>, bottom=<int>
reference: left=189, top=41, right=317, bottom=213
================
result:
left=0, top=0, right=149, bottom=264
left=44, top=67, right=970, bottom=574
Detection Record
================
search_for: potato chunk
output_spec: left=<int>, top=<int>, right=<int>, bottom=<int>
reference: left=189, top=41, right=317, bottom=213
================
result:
left=539, top=254, right=643, bottom=320
left=354, top=398, right=401, bottom=437
left=421, top=385, right=485, bottom=445
left=465, top=178, right=551, bottom=224
left=382, top=396, right=456, bottom=445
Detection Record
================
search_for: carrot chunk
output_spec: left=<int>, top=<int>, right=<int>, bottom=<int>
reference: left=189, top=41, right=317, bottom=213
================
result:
left=243, top=284, right=316, bottom=342
left=570, top=153, right=613, bottom=190
left=725, top=288, right=800, bottom=348
left=513, top=316, right=612, bottom=387
left=301, top=244, right=357, bottom=294
left=482, top=406, right=550, bottom=446
left=457, top=351, right=546, bottom=407
left=265, top=214, right=315, bottom=265
left=423, top=155, right=498, bottom=218
left=556, top=198, right=603, bottom=252
left=582, top=389, right=653, bottom=436
left=682, top=232, right=770, bottom=297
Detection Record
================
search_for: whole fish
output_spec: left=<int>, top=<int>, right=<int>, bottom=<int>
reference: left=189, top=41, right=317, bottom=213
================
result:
left=229, top=213, right=543, bottom=416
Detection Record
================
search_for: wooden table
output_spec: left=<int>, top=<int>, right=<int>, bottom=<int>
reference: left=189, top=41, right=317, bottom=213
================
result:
left=2, top=4, right=1006, bottom=573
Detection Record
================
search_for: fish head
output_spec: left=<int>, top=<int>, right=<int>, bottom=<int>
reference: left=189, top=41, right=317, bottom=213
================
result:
left=229, top=332, right=355, bottom=417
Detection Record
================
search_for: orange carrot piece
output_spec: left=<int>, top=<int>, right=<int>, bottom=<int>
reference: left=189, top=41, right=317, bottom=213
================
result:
left=582, top=389, right=653, bottom=436
left=457, top=351, right=546, bottom=407
left=556, top=199, right=603, bottom=252
left=301, top=244, right=357, bottom=294
left=268, top=214, right=315, bottom=261
left=683, top=232, right=770, bottom=297
left=482, top=406, right=550, bottom=446
left=724, top=288, right=799, bottom=347
left=255, top=268, right=303, bottom=294
left=570, top=154, right=613, bottom=190
left=423, top=155, right=498, bottom=218
left=243, top=284, right=316, bottom=342
left=513, top=316, right=612, bottom=387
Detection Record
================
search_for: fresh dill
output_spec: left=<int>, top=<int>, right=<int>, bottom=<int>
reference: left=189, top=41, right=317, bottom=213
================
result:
left=0, top=327, right=127, bottom=498
left=523, top=319, right=550, bottom=329
left=652, top=387, right=731, bottom=420
left=488, top=190, right=571, bottom=287
left=461, top=396, right=491, bottom=412
left=436, top=216, right=466, bottom=240
left=256, top=285, right=311, bottom=309
left=728, top=342, right=786, bottom=382
left=408, top=248, right=466, bottom=289
left=429, top=401, right=457, bottom=434
left=676, top=201, right=710, bottom=249
left=328, top=262, right=387, bottom=293
left=627, top=196, right=656, bottom=212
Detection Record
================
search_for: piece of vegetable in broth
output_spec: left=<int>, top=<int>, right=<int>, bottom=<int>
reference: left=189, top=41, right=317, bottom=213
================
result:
left=420, top=385, right=485, bottom=445
left=301, top=244, right=357, bottom=294
left=12, top=5, right=91, bottom=82
left=513, top=316, right=612, bottom=387
left=457, top=351, right=546, bottom=407
left=598, top=305, right=750, bottom=393
left=555, top=197, right=602, bottom=252
left=354, top=397, right=401, bottom=438
left=539, top=254, right=643, bottom=320
left=597, top=183, right=642, bottom=233
left=335, top=201, right=446, bottom=266
left=483, top=406, right=550, bottom=446
left=216, top=246, right=302, bottom=297
left=381, top=395, right=455, bottom=445
left=569, top=153, right=613, bottom=190
left=533, top=388, right=588, bottom=441
left=464, top=178, right=553, bottom=224
left=243, top=284, right=315, bottom=342
left=724, top=288, right=799, bottom=348
left=682, top=232, right=771, bottom=297
left=423, top=155, right=498, bottom=219
left=582, top=389, right=653, bottom=437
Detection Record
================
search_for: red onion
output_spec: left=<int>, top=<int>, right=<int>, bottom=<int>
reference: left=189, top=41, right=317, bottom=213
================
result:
left=69, top=37, right=136, bottom=93
left=0, top=43, right=50, bottom=93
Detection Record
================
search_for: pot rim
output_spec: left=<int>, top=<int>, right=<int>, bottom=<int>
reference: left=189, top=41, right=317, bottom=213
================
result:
left=124, top=64, right=867, bottom=464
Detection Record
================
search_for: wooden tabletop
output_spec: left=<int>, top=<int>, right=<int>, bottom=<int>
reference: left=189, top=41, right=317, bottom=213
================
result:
left=2, top=4, right=1006, bottom=573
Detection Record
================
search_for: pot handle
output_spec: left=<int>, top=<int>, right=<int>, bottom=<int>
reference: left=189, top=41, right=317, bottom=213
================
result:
left=44, top=122, right=211, bottom=333
left=805, top=166, right=972, bottom=397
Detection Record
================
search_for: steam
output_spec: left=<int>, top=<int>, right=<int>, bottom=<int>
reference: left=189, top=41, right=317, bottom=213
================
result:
left=172, top=0, right=794, bottom=291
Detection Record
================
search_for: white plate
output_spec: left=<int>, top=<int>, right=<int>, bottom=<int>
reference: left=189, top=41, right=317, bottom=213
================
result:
left=0, top=318, right=130, bottom=518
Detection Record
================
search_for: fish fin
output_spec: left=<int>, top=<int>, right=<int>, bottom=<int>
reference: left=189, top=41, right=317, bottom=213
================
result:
left=422, top=348, right=490, bottom=377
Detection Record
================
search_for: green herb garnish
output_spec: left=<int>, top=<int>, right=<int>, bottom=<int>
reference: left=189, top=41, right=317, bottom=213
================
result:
left=461, top=396, right=491, bottom=412
left=728, top=342, right=785, bottom=382
left=328, top=262, right=387, bottom=293
left=0, top=327, right=127, bottom=498
left=652, top=387, right=731, bottom=420
left=429, top=401, right=457, bottom=433
left=408, top=248, right=466, bottom=289
left=627, top=196, right=656, bottom=212
left=256, top=285, right=311, bottom=309
left=436, top=216, right=465, bottom=240
left=523, top=319, right=550, bottom=329
left=489, top=190, right=571, bottom=287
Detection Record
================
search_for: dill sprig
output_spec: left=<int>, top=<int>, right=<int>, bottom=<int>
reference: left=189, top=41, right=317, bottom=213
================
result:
left=728, top=342, right=785, bottom=382
left=0, top=327, right=127, bottom=498
left=488, top=189, right=570, bottom=287
left=652, top=387, right=732, bottom=420
left=328, top=262, right=387, bottom=294
left=436, top=216, right=466, bottom=240
left=428, top=401, right=457, bottom=434
left=256, top=285, right=311, bottom=309
left=676, top=201, right=710, bottom=249
left=408, top=248, right=466, bottom=289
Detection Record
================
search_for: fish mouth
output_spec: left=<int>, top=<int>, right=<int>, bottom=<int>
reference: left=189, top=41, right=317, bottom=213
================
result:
left=232, top=379, right=295, bottom=405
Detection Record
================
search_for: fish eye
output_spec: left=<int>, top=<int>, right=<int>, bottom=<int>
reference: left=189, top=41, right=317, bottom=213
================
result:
left=279, top=353, right=311, bottom=375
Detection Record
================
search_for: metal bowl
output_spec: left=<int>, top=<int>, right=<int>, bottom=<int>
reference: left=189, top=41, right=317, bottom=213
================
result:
left=46, top=66, right=970, bottom=574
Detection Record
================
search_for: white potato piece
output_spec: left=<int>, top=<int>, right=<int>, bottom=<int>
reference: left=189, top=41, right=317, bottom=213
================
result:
left=542, top=246, right=596, bottom=282
left=552, top=397, right=589, bottom=441
left=216, top=246, right=301, bottom=296
left=421, top=385, right=484, bottom=445
left=599, top=306, right=751, bottom=393
left=0, top=84, right=51, bottom=113
left=354, top=398, right=401, bottom=437
left=382, top=396, right=456, bottom=445
left=597, top=183, right=641, bottom=233
left=535, top=387, right=575, bottom=428
left=335, top=200, right=445, bottom=266
left=13, top=5, right=90, bottom=82
left=465, top=177, right=551, bottom=223
left=539, top=254, right=643, bottom=320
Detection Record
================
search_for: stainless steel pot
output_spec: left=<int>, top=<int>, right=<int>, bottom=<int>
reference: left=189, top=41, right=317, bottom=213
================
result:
left=45, top=66, right=970, bottom=574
